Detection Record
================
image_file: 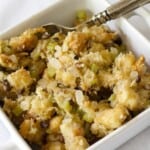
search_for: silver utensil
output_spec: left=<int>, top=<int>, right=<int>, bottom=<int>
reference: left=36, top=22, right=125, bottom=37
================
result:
left=42, top=0, right=150, bottom=36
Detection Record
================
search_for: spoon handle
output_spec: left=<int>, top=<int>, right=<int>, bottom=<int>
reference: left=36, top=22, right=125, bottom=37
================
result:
left=87, top=0, right=150, bottom=26
left=108, top=0, right=150, bottom=19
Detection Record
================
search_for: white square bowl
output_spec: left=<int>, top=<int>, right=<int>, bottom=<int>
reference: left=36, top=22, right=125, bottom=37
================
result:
left=0, top=0, right=150, bottom=150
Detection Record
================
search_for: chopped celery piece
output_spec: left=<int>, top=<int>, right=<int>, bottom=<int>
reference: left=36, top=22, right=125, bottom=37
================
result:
left=63, top=101, right=72, bottom=112
left=30, top=60, right=46, bottom=79
left=32, top=50, right=40, bottom=60
left=77, top=109, right=84, bottom=118
left=47, top=41, right=57, bottom=54
left=108, top=94, right=116, bottom=102
left=48, top=67, right=56, bottom=78
left=91, top=63, right=99, bottom=73
left=83, top=113, right=93, bottom=123
left=12, top=105, right=23, bottom=117
left=50, top=96, right=55, bottom=103
left=90, top=78, right=98, bottom=86
left=0, top=41, right=13, bottom=55
left=76, top=10, right=87, bottom=21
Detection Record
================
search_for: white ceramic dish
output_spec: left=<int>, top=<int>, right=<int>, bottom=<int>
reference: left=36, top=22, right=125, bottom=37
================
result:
left=0, top=0, right=150, bottom=150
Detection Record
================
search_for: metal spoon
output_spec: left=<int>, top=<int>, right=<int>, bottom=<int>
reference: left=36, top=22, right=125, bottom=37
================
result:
left=42, top=0, right=150, bottom=36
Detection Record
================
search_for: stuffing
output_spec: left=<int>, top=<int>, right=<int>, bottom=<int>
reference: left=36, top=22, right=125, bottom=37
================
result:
left=1, top=12, right=150, bottom=150
left=49, top=116, right=63, bottom=133
left=62, top=31, right=89, bottom=53
left=114, top=80, right=146, bottom=111
left=60, top=118, right=89, bottom=150
left=9, top=27, right=46, bottom=52
left=19, top=93, right=53, bottom=120
left=0, top=54, right=18, bottom=70
left=86, top=26, right=117, bottom=43
left=42, top=141, right=65, bottom=150
left=7, top=68, right=33, bottom=90
left=91, top=122, right=109, bottom=138
left=94, top=104, right=129, bottom=130
left=19, top=119, right=44, bottom=143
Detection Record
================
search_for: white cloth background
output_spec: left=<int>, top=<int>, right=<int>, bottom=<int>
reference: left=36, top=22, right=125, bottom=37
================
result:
left=0, top=0, right=150, bottom=150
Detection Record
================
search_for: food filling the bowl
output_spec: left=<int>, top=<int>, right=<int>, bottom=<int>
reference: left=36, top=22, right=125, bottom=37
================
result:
left=0, top=11, right=150, bottom=150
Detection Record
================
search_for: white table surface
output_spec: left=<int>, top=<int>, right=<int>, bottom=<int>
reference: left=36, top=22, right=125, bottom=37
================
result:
left=0, top=0, right=150, bottom=150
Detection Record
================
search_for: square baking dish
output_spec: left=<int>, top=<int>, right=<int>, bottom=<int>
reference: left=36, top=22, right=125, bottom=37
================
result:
left=0, top=0, right=150, bottom=150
